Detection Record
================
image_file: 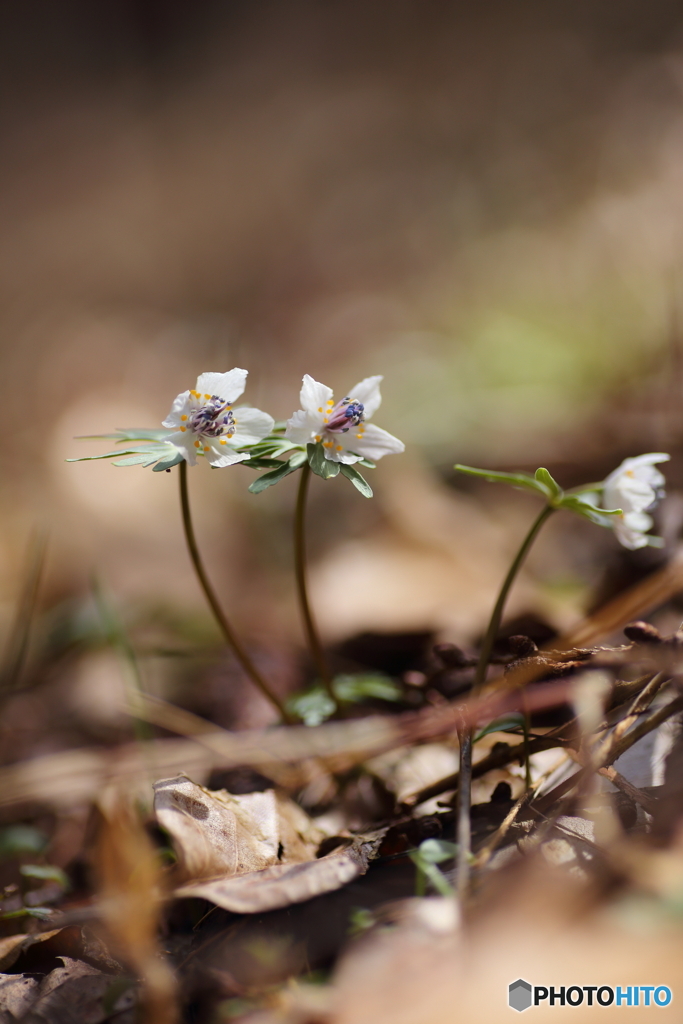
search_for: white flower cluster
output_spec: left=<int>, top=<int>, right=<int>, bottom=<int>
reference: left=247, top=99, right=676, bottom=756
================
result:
left=163, top=369, right=404, bottom=469
left=602, top=453, right=669, bottom=549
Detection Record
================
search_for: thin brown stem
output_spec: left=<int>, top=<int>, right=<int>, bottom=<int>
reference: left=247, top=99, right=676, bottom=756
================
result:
left=178, top=460, right=292, bottom=722
left=294, top=463, right=336, bottom=701
left=457, top=504, right=554, bottom=899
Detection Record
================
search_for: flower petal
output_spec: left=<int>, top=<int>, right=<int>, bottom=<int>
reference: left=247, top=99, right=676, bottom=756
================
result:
left=614, top=512, right=654, bottom=550
left=196, top=369, right=248, bottom=404
left=347, top=375, right=383, bottom=418
left=322, top=443, right=362, bottom=464
left=205, top=441, right=251, bottom=468
left=285, top=408, right=323, bottom=445
left=231, top=407, right=275, bottom=447
left=165, top=430, right=198, bottom=465
left=162, top=390, right=192, bottom=428
left=344, top=422, right=404, bottom=461
left=299, top=375, right=334, bottom=415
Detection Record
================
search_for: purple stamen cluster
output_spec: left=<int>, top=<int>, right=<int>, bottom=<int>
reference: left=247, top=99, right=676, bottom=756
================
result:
left=326, top=398, right=365, bottom=433
left=189, top=395, right=235, bottom=438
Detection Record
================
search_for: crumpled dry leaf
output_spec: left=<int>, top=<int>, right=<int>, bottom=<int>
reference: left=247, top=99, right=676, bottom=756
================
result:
left=0, top=973, right=40, bottom=1022
left=0, top=929, right=71, bottom=973
left=175, top=831, right=386, bottom=914
left=153, top=775, right=320, bottom=881
left=15, top=957, right=119, bottom=1024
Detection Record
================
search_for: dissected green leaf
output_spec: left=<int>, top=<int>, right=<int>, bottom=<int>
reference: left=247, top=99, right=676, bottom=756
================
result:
left=340, top=464, right=373, bottom=497
left=69, top=436, right=184, bottom=471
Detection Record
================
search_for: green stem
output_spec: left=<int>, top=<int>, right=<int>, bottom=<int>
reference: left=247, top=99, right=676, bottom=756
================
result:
left=178, top=460, right=292, bottom=722
left=457, top=503, right=554, bottom=900
left=294, top=463, right=336, bottom=702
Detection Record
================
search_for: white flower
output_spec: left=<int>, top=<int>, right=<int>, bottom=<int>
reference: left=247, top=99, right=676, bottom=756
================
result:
left=285, top=374, right=405, bottom=464
left=602, top=453, right=669, bottom=549
left=162, top=369, right=274, bottom=467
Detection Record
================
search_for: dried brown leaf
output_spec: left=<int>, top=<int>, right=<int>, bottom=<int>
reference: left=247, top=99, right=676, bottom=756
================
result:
left=0, top=973, right=40, bottom=1020
left=0, top=929, right=64, bottom=972
left=174, top=831, right=386, bottom=914
left=19, top=957, right=112, bottom=1024
left=153, top=775, right=319, bottom=882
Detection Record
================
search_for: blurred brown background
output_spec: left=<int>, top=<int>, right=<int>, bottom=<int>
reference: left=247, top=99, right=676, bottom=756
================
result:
left=4, top=0, right=683, bottom=717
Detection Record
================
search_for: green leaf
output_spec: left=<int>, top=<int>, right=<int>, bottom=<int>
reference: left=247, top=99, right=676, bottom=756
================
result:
left=241, top=457, right=286, bottom=471
left=287, top=688, right=336, bottom=726
left=474, top=712, right=526, bottom=742
left=558, top=494, right=622, bottom=526
left=76, top=428, right=173, bottom=443
left=287, top=673, right=402, bottom=725
left=333, top=673, right=402, bottom=703
left=414, top=839, right=458, bottom=864
left=340, top=464, right=373, bottom=497
left=288, top=450, right=308, bottom=469
left=69, top=438, right=184, bottom=471
left=248, top=460, right=299, bottom=494
left=357, top=457, right=376, bottom=469
left=112, top=453, right=162, bottom=467
left=534, top=467, right=562, bottom=501
left=1, top=906, right=53, bottom=920
left=0, top=826, right=48, bottom=858
left=307, top=442, right=328, bottom=478
left=408, top=839, right=457, bottom=898
left=455, top=464, right=549, bottom=499
left=20, top=864, right=70, bottom=890
left=151, top=450, right=185, bottom=472
left=320, top=459, right=340, bottom=479
left=67, top=447, right=153, bottom=463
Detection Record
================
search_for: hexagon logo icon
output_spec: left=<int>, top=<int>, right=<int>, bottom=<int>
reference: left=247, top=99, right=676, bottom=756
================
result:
left=509, top=979, right=532, bottom=1012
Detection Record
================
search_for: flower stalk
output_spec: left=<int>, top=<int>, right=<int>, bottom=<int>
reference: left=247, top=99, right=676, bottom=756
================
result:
left=457, top=503, right=554, bottom=900
left=178, top=460, right=292, bottom=722
left=294, top=462, right=336, bottom=702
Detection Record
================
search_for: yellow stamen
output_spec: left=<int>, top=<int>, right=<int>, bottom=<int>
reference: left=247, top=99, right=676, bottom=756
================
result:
left=318, top=407, right=323, bottom=412
left=180, top=426, right=186, bottom=432
left=220, top=438, right=227, bottom=445
left=315, top=434, right=321, bottom=442
left=204, top=446, right=210, bottom=452
left=323, top=441, right=333, bottom=448
left=181, top=414, right=187, bottom=421
left=204, top=393, right=211, bottom=399
left=336, top=445, right=343, bottom=451
left=194, top=440, right=201, bottom=448
left=327, top=399, right=334, bottom=405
